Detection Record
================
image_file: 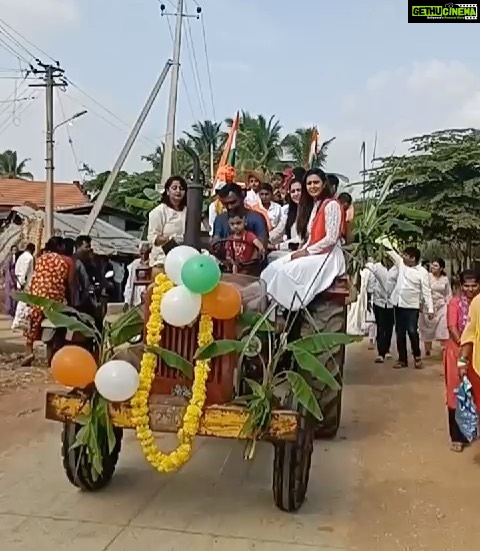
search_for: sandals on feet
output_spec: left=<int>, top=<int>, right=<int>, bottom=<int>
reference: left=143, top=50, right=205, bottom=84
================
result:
left=450, top=442, right=464, bottom=453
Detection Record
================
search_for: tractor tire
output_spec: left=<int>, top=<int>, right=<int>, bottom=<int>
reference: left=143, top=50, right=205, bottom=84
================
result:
left=301, top=295, right=347, bottom=439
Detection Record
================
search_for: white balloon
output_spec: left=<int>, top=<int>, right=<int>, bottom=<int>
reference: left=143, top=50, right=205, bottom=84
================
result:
left=95, top=360, right=139, bottom=402
left=164, top=245, right=200, bottom=285
left=160, top=285, right=201, bottom=327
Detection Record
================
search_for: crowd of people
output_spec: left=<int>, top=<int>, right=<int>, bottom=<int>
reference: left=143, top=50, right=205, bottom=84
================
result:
left=3, top=235, right=122, bottom=365
left=147, top=167, right=354, bottom=310
left=3, top=164, right=480, bottom=454
left=360, top=244, right=480, bottom=453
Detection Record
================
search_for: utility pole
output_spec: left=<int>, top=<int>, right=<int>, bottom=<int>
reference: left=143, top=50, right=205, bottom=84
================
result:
left=159, top=0, right=184, bottom=190
left=45, top=66, right=54, bottom=241
left=30, top=63, right=66, bottom=241
left=82, top=61, right=173, bottom=235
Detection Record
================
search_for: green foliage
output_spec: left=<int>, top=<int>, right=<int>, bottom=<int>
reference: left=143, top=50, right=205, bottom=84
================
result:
left=0, top=149, right=33, bottom=180
left=71, top=394, right=117, bottom=482
left=79, top=115, right=337, bottom=220
left=365, top=128, right=480, bottom=265
left=146, top=345, right=193, bottom=379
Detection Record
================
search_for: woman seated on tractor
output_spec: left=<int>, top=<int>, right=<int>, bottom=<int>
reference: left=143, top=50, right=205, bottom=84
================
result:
left=268, top=170, right=304, bottom=261
left=147, top=176, right=187, bottom=272
left=260, top=168, right=346, bottom=311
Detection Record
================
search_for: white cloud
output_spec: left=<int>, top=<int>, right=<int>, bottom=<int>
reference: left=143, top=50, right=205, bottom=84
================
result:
left=0, top=0, right=80, bottom=30
left=326, top=59, right=480, bottom=185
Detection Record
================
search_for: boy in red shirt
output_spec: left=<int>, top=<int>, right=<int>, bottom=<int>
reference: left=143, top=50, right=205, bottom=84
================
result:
left=226, top=213, right=265, bottom=272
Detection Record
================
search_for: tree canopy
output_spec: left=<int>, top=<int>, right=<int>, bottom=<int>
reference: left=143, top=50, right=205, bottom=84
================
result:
left=364, top=128, right=480, bottom=265
left=0, top=150, right=33, bottom=180
left=82, top=114, right=337, bottom=219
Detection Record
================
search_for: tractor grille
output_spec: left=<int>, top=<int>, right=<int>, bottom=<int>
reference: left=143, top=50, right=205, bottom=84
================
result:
left=151, top=319, right=236, bottom=405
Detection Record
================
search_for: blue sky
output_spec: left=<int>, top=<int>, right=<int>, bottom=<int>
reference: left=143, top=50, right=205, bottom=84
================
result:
left=0, top=0, right=479, bottom=185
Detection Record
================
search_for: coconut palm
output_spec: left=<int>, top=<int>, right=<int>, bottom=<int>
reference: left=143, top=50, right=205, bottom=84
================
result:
left=184, top=120, right=224, bottom=177
left=225, top=112, right=284, bottom=176
left=282, top=129, right=335, bottom=169
left=0, top=149, right=33, bottom=180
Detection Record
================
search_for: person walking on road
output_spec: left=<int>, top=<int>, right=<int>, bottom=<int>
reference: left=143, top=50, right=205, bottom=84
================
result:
left=367, top=256, right=398, bottom=363
left=444, top=269, right=480, bottom=452
left=380, top=238, right=433, bottom=369
left=420, top=258, right=452, bottom=356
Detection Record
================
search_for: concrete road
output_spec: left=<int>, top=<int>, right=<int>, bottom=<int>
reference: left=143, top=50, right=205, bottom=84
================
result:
left=1, top=343, right=479, bottom=550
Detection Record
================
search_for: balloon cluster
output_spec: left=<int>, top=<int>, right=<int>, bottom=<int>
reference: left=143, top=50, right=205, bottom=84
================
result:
left=162, top=245, right=242, bottom=326
left=48, top=246, right=242, bottom=403
left=51, top=345, right=139, bottom=403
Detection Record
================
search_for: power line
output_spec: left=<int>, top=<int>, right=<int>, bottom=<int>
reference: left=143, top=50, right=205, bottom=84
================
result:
left=0, top=81, right=30, bottom=119
left=200, top=12, right=216, bottom=121
left=56, top=89, right=84, bottom=183
left=165, top=13, right=197, bottom=121
left=0, top=92, right=40, bottom=136
left=0, top=35, right=31, bottom=65
left=0, top=22, right=39, bottom=63
left=184, top=2, right=207, bottom=118
left=0, top=16, right=58, bottom=65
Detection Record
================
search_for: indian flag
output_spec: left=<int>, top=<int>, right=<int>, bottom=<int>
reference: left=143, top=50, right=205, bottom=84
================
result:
left=307, top=127, right=319, bottom=168
left=215, top=111, right=239, bottom=182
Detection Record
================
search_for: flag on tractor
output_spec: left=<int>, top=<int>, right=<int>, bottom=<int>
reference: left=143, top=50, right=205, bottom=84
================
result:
left=307, top=127, right=319, bottom=168
left=215, top=111, right=239, bottom=183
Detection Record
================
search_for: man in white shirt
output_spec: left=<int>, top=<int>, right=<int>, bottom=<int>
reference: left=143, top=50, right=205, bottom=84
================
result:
left=367, top=257, right=398, bottom=363
left=14, top=243, right=35, bottom=290
left=382, top=240, right=433, bottom=369
left=258, top=183, right=282, bottom=231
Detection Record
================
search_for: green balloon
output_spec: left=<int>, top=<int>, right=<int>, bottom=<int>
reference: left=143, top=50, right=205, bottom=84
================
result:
left=181, top=255, right=221, bottom=294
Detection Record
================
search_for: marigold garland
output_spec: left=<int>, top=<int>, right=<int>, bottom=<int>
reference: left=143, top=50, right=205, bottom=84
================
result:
left=130, top=272, right=214, bottom=473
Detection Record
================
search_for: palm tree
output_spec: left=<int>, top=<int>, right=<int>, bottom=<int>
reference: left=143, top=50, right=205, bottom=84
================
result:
left=225, top=112, right=284, bottom=176
left=0, top=149, right=33, bottom=180
left=282, top=129, right=335, bottom=169
left=184, top=120, right=224, bottom=177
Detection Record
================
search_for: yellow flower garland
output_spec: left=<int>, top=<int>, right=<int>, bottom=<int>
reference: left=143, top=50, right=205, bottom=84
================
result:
left=131, top=272, right=214, bottom=473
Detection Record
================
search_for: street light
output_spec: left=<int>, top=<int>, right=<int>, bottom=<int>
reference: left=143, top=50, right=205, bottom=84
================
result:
left=53, top=109, right=87, bottom=134
left=45, top=109, right=87, bottom=240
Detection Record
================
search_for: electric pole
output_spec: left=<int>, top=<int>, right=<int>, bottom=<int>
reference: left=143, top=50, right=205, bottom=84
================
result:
left=30, top=63, right=66, bottom=241
left=159, top=0, right=184, bottom=190
left=82, top=61, right=173, bottom=234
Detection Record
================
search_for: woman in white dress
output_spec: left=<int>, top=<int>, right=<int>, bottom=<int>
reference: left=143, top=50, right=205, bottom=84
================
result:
left=147, top=176, right=187, bottom=269
left=268, top=176, right=302, bottom=261
left=261, top=168, right=346, bottom=311
left=420, top=258, right=452, bottom=355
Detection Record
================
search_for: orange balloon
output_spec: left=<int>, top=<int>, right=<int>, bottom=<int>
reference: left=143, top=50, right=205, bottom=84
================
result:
left=51, top=345, right=97, bottom=388
left=202, top=282, right=242, bottom=320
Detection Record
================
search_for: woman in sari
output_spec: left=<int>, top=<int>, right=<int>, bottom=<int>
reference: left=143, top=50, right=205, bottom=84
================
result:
left=23, top=236, right=69, bottom=366
left=261, top=168, right=346, bottom=311
left=444, top=269, right=480, bottom=451
left=3, top=245, right=18, bottom=316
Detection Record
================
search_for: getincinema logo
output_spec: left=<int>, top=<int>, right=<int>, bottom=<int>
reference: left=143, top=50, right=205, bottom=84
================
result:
left=409, top=3, right=478, bottom=22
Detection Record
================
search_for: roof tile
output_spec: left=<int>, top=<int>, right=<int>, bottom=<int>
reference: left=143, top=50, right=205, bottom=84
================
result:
left=0, top=179, right=88, bottom=209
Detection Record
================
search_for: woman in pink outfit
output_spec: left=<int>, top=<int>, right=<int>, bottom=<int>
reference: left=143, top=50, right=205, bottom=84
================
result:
left=444, top=269, right=480, bottom=452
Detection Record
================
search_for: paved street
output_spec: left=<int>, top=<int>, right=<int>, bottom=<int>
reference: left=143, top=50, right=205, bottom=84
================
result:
left=0, top=342, right=479, bottom=550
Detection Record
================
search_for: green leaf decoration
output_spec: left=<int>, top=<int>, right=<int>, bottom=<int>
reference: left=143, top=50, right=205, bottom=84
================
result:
left=108, top=306, right=144, bottom=347
left=238, top=312, right=274, bottom=332
left=286, top=372, right=322, bottom=421
left=194, top=339, right=244, bottom=361
left=45, top=310, right=97, bottom=339
left=146, top=345, right=193, bottom=378
left=288, top=333, right=361, bottom=354
left=291, top=347, right=341, bottom=391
